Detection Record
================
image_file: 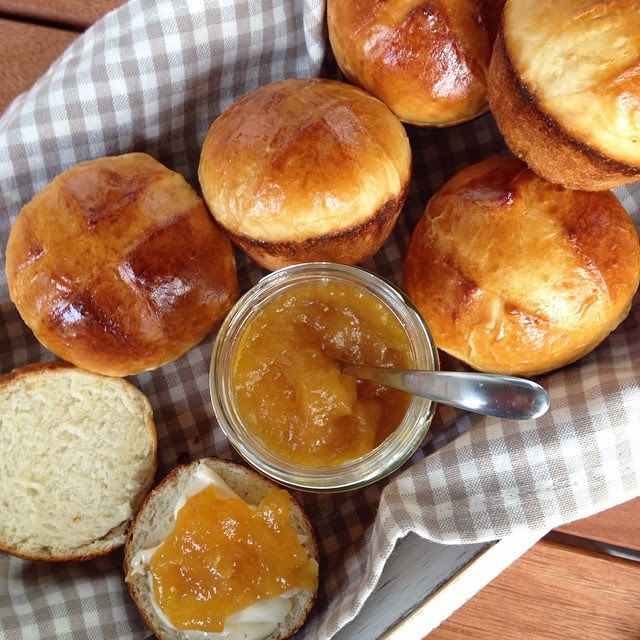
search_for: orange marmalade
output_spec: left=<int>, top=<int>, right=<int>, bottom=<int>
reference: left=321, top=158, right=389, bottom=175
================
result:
left=231, top=281, right=413, bottom=466
left=148, top=484, right=318, bottom=632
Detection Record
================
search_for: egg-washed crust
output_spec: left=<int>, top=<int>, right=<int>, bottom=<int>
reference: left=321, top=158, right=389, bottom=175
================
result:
left=124, top=457, right=319, bottom=640
left=488, top=10, right=640, bottom=191
left=5, top=153, right=240, bottom=377
left=327, top=0, right=506, bottom=127
left=403, top=156, right=640, bottom=376
left=198, top=78, right=411, bottom=270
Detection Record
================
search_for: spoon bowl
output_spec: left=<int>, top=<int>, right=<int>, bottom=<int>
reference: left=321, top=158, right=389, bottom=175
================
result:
left=339, top=362, right=550, bottom=420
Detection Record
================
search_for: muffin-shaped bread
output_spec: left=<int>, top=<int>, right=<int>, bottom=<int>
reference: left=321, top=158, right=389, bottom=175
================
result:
left=198, top=78, right=411, bottom=270
left=327, top=0, right=505, bottom=127
left=488, top=0, right=640, bottom=190
left=403, top=156, right=640, bottom=377
left=5, top=153, right=240, bottom=377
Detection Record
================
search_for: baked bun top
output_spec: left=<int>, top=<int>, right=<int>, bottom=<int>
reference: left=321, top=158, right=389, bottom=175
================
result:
left=501, top=0, right=640, bottom=168
left=327, top=0, right=505, bottom=127
left=5, top=153, right=239, bottom=377
left=403, top=156, right=640, bottom=377
left=198, top=78, right=411, bottom=270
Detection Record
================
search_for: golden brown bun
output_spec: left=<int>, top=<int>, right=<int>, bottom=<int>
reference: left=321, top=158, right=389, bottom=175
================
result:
left=488, top=0, right=640, bottom=191
left=403, top=156, right=640, bottom=377
left=198, top=78, right=411, bottom=270
left=327, top=0, right=506, bottom=127
left=124, top=457, right=319, bottom=640
left=5, top=153, right=240, bottom=377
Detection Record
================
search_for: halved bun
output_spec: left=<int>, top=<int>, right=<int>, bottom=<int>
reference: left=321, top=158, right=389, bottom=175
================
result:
left=198, top=78, right=411, bottom=270
left=124, top=457, right=319, bottom=640
left=0, top=361, right=157, bottom=561
left=327, top=0, right=505, bottom=127
left=487, top=0, right=640, bottom=190
left=5, top=152, right=240, bottom=377
left=403, top=156, right=640, bottom=377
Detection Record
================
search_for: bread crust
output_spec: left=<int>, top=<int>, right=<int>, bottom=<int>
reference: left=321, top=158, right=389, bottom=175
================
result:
left=487, top=0, right=640, bottom=190
left=327, top=0, right=505, bottom=127
left=5, top=153, right=240, bottom=377
left=124, top=457, right=319, bottom=640
left=403, top=156, right=640, bottom=376
left=198, top=78, right=411, bottom=270
left=0, top=361, right=157, bottom=562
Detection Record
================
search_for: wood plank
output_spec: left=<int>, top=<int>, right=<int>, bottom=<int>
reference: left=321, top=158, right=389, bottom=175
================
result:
left=0, top=0, right=125, bottom=30
left=554, top=496, right=640, bottom=551
left=426, top=539, right=640, bottom=639
left=0, top=19, right=77, bottom=115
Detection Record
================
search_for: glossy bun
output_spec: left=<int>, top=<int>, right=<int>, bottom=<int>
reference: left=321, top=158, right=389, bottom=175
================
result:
left=488, top=0, right=640, bottom=190
left=198, top=78, right=411, bottom=270
left=403, top=156, right=640, bottom=376
left=327, top=0, right=505, bottom=127
left=5, top=153, right=239, bottom=377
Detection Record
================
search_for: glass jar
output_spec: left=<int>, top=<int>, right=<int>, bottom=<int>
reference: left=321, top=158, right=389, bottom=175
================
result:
left=209, top=262, right=439, bottom=492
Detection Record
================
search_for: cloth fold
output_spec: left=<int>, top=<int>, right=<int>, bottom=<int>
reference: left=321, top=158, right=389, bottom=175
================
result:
left=1, top=1, right=638, bottom=638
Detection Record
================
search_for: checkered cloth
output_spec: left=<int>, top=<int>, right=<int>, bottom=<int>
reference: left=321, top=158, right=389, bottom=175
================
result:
left=1, top=1, right=639, bottom=638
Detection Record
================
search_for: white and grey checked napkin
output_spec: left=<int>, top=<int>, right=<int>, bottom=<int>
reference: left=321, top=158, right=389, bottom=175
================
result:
left=1, top=1, right=639, bottom=638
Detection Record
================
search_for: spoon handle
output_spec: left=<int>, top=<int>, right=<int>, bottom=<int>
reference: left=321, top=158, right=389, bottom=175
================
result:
left=340, top=363, right=550, bottom=420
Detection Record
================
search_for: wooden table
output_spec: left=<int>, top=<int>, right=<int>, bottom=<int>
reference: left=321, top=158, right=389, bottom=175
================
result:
left=1, top=2, right=639, bottom=638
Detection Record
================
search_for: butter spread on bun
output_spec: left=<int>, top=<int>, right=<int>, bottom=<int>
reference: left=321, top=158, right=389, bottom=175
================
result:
left=124, top=458, right=319, bottom=640
left=488, top=0, right=640, bottom=190
left=198, top=78, right=411, bottom=270
left=403, top=156, right=640, bottom=377
left=5, top=153, right=240, bottom=377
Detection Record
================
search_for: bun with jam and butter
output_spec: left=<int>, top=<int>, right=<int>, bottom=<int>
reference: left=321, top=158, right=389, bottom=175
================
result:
left=5, top=152, right=240, bottom=377
left=0, top=361, right=157, bottom=562
left=124, top=457, right=319, bottom=640
left=487, top=0, right=640, bottom=190
left=198, top=78, right=411, bottom=271
left=403, top=156, right=640, bottom=377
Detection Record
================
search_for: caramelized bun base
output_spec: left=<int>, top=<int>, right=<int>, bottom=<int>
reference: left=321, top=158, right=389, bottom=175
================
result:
left=488, top=0, right=640, bottom=191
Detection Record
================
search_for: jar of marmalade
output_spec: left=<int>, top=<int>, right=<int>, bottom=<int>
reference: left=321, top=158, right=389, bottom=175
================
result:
left=210, top=262, right=438, bottom=492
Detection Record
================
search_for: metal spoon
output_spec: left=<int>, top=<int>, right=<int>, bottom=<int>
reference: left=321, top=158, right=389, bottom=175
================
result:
left=339, top=362, right=550, bottom=420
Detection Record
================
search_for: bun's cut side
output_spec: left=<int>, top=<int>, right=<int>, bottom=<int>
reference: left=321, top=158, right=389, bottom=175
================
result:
left=403, top=156, right=640, bottom=377
left=487, top=0, right=640, bottom=190
left=124, top=458, right=319, bottom=640
left=198, top=78, right=411, bottom=271
left=5, top=152, right=240, bottom=377
left=0, top=362, right=157, bottom=562
left=327, top=0, right=506, bottom=127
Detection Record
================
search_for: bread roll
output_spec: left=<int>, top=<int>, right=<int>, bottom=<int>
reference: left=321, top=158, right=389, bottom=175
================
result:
left=0, top=361, right=157, bottom=562
left=403, top=156, right=640, bottom=377
left=327, top=0, right=506, bottom=127
left=487, top=0, right=640, bottom=191
left=198, top=78, right=411, bottom=270
left=5, top=153, right=240, bottom=377
left=124, top=457, right=319, bottom=640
